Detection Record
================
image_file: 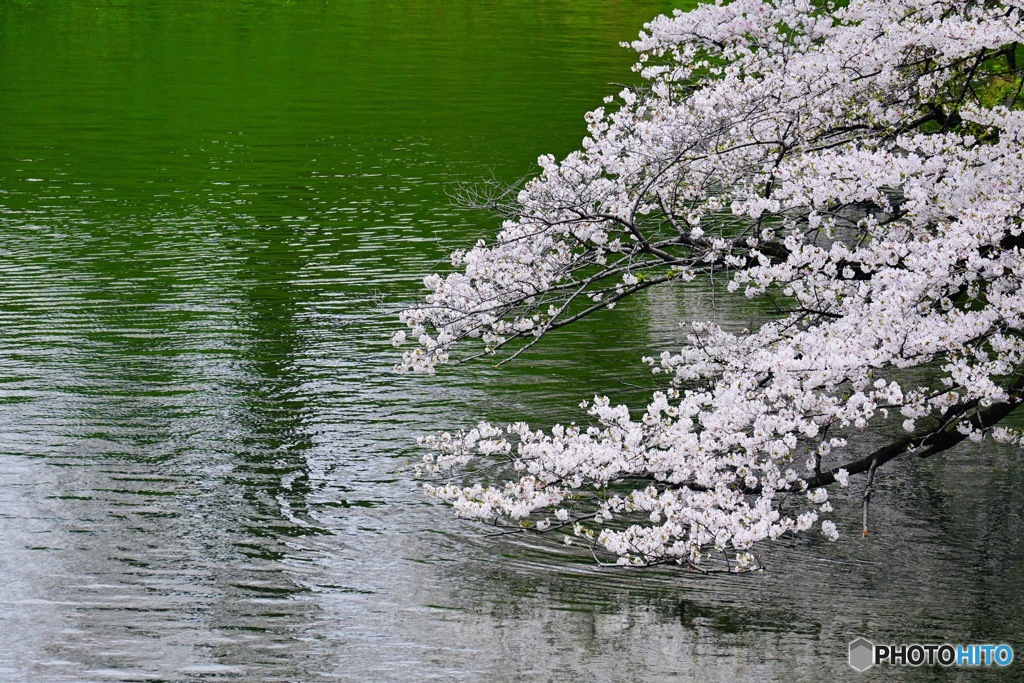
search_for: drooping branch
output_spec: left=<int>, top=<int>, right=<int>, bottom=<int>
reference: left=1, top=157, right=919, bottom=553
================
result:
left=404, top=0, right=1024, bottom=570
left=807, top=372, right=1024, bottom=490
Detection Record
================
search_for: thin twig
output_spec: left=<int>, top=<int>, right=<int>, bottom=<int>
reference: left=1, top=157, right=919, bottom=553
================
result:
left=862, top=458, right=878, bottom=537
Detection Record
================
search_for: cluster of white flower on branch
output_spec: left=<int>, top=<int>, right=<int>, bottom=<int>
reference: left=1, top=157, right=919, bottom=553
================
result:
left=395, top=0, right=1024, bottom=571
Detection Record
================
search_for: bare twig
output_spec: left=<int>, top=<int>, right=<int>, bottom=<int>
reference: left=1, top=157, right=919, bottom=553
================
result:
left=862, top=458, right=878, bottom=538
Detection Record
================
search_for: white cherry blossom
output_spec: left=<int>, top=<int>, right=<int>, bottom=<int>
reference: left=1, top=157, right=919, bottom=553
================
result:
left=398, top=0, right=1024, bottom=571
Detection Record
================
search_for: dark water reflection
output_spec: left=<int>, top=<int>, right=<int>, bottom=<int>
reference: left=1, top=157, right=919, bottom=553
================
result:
left=0, top=1, right=1022, bottom=681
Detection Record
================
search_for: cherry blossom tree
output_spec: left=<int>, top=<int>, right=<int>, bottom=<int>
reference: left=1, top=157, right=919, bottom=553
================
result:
left=394, top=0, right=1024, bottom=571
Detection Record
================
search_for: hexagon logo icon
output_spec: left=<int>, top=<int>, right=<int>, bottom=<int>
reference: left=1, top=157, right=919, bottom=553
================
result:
left=849, top=638, right=875, bottom=672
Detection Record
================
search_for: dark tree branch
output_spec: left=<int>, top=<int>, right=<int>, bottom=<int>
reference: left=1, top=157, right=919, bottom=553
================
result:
left=805, top=373, right=1024, bottom=490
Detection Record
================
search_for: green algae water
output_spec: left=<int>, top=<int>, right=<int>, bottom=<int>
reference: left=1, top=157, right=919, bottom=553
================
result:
left=1, top=1, right=1022, bottom=681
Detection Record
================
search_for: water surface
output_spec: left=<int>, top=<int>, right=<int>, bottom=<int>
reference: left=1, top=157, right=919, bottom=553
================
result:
left=0, top=1, right=1022, bottom=681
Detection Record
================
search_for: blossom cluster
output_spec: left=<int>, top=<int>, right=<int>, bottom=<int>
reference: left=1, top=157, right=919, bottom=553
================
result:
left=397, top=0, right=1024, bottom=570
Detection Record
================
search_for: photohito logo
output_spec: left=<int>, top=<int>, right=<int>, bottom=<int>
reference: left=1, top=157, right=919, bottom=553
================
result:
left=849, top=638, right=1014, bottom=671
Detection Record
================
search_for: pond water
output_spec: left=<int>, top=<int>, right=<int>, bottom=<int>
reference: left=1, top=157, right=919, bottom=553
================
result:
left=1, top=1, right=1022, bottom=681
